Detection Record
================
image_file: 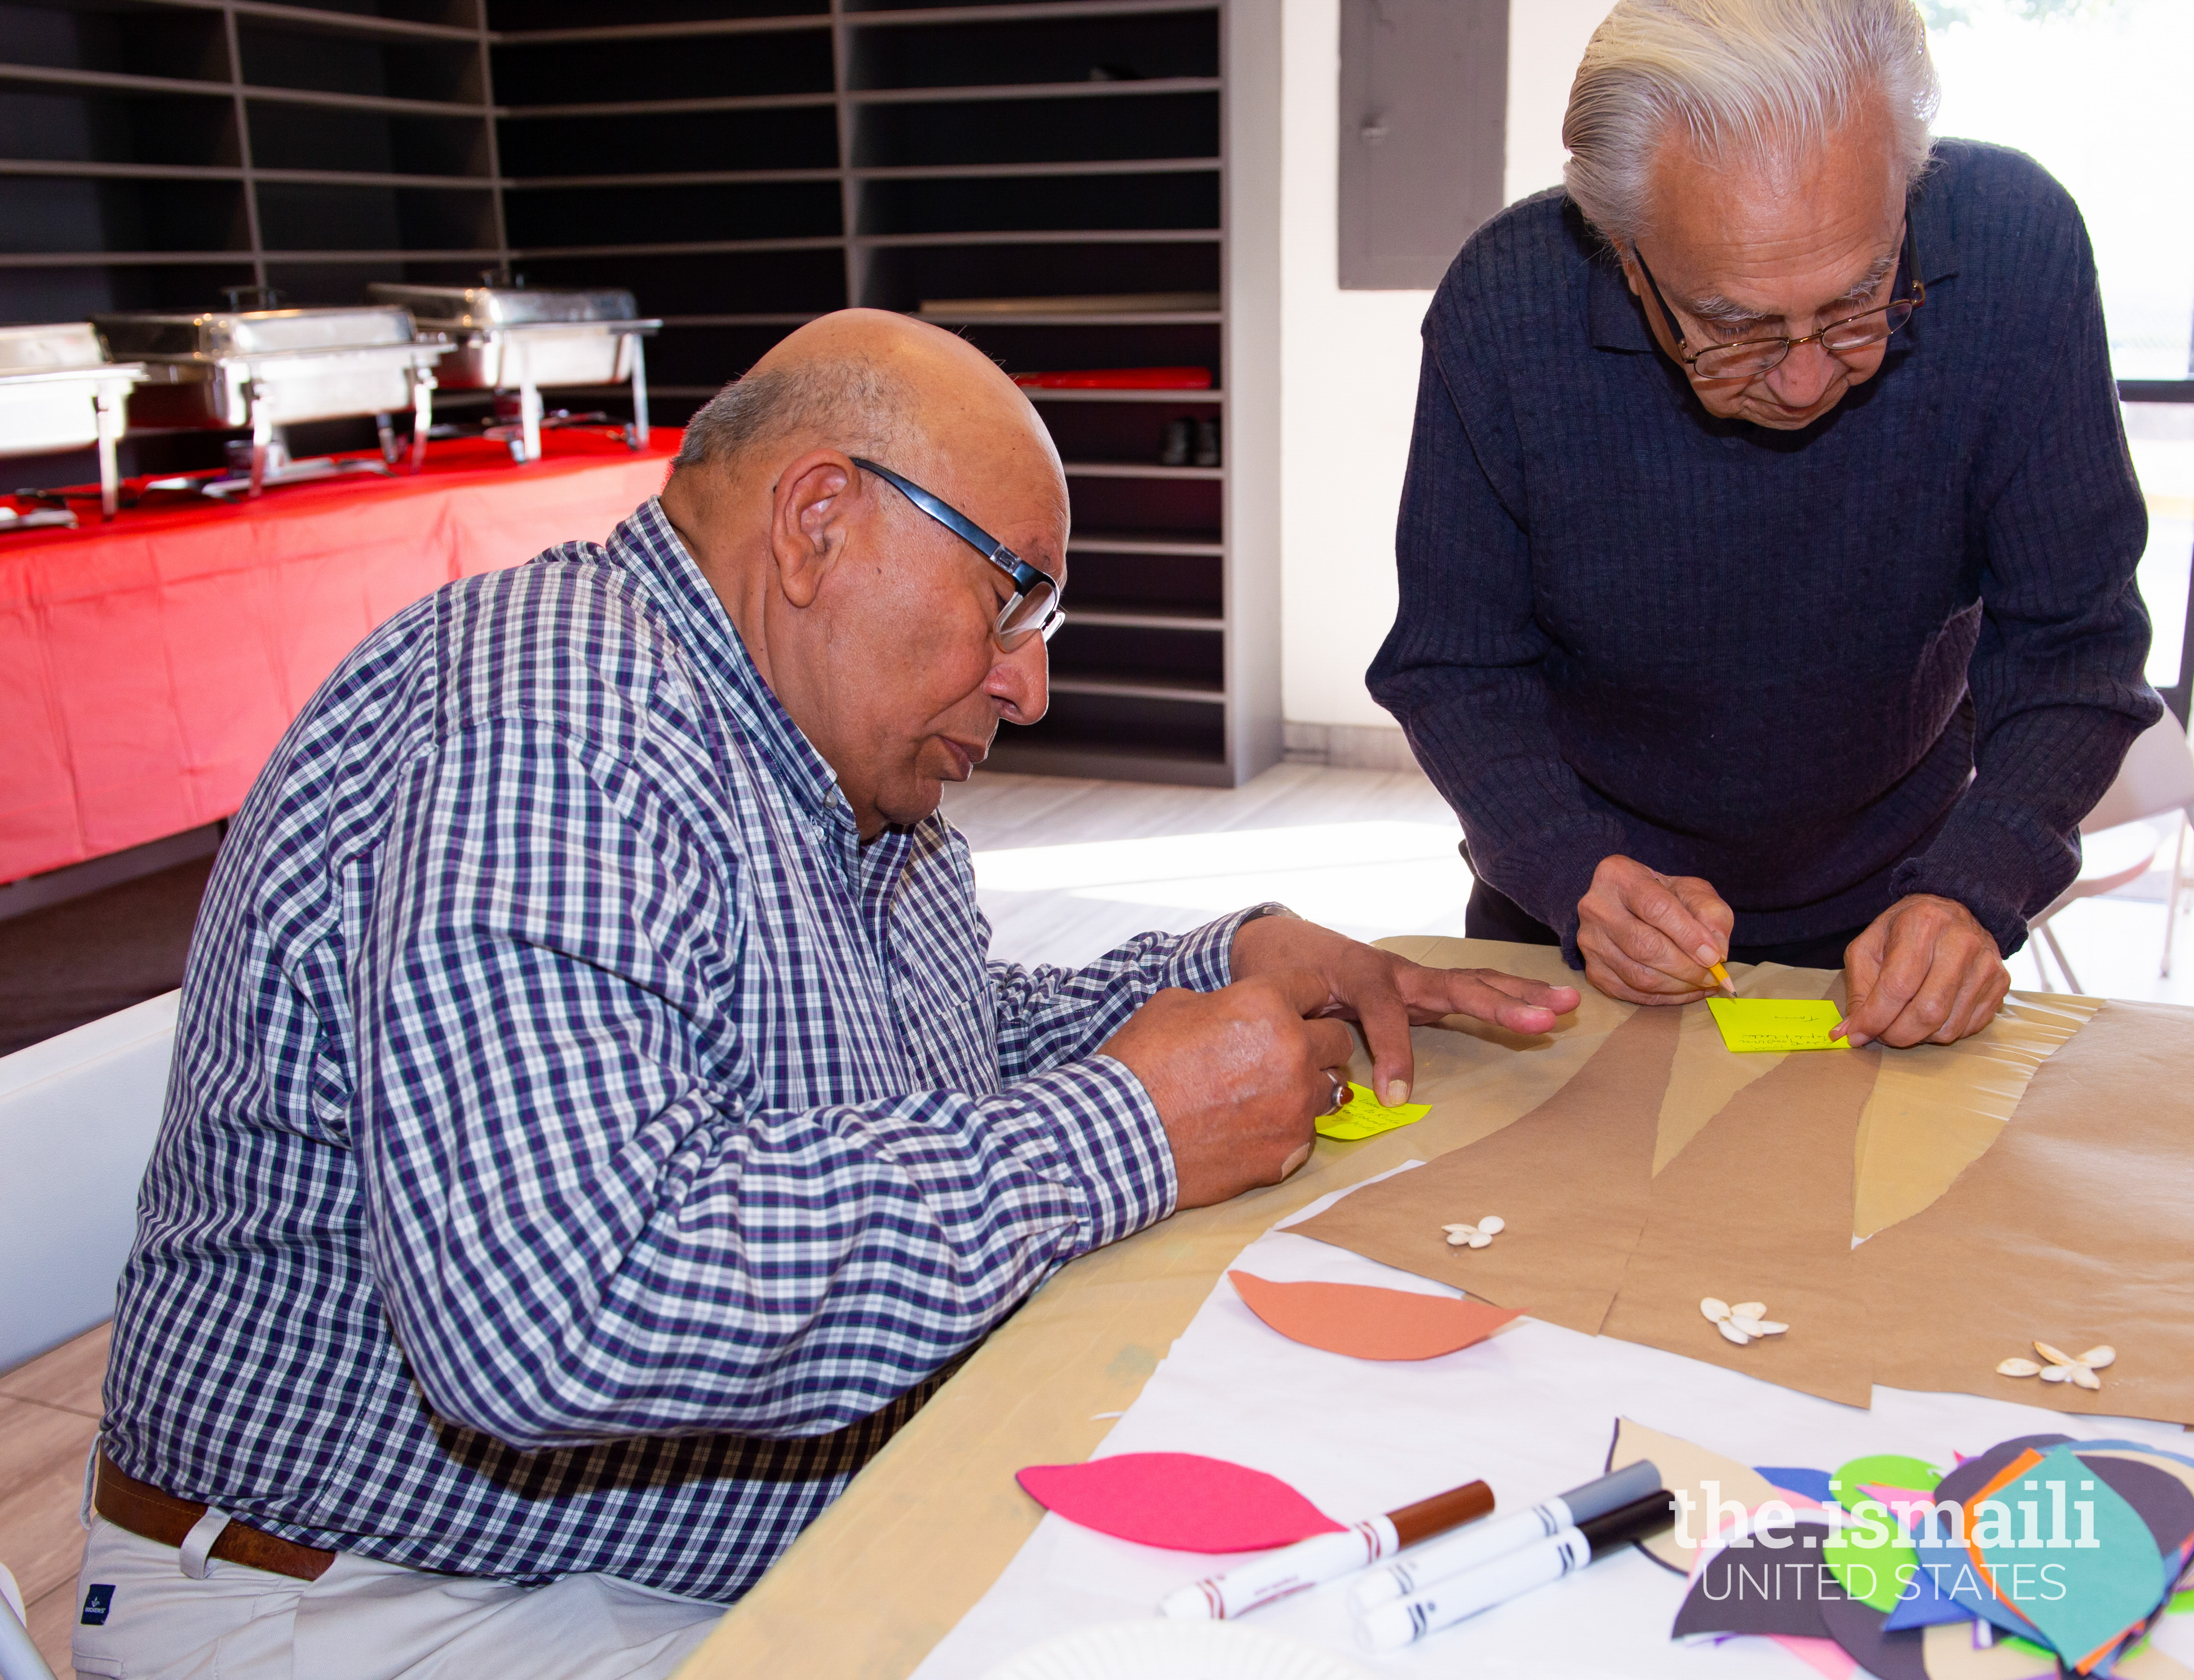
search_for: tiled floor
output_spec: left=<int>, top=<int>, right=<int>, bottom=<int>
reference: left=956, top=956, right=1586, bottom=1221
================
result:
left=0, top=1323, right=108, bottom=1673
left=2, top=763, right=2183, bottom=1674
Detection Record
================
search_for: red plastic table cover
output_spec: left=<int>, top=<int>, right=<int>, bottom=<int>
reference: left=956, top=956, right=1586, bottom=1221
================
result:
left=1, top=428, right=680, bottom=884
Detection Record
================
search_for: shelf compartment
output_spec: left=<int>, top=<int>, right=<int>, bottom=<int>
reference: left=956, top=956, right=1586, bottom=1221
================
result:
left=1069, top=530, right=1222, bottom=555
left=512, top=249, right=847, bottom=316
left=0, top=83, right=240, bottom=167
left=1061, top=549, right=1220, bottom=615
left=861, top=236, right=1217, bottom=316
left=0, top=174, right=248, bottom=255
left=990, top=689, right=1229, bottom=781
left=0, top=257, right=252, bottom=322
left=853, top=86, right=1214, bottom=167
left=1, top=3, right=232, bottom=85
left=643, top=323, right=799, bottom=392
left=236, top=1, right=483, bottom=39
left=1058, top=473, right=1218, bottom=540
left=247, top=100, right=489, bottom=177
left=1048, top=619, right=1221, bottom=689
left=857, top=168, right=1215, bottom=237
left=502, top=180, right=842, bottom=248
left=1063, top=460, right=1220, bottom=480
left=235, top=21, right=486, bottom=107
left=493, top=27, right=832, bottom=106
left=1037, top=397, right=1223, bottom=464
left=488, top=0, right=826, bottom=32
left=849, top=9, right=1217, bottom=93
left=254, top=181, right=498, bottom=252
left=497, top=104, right=838, bottom=177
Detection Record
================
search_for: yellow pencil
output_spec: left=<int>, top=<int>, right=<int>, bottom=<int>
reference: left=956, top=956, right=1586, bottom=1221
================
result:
left=1709, top=960, right=1734, bottom=993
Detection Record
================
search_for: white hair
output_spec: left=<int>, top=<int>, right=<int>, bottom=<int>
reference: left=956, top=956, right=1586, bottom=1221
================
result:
left=1562, top=0, right=1940, bottom=246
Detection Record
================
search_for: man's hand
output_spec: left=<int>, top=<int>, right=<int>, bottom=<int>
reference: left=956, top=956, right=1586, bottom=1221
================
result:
left=1099, top=968, right=1357, bottom=1209
left=1836, top=894, right=2008, bottom=1048
left=1231, top=912, right=1580, bottom=1110
left=1576, top=855, right=1735, bottom=1005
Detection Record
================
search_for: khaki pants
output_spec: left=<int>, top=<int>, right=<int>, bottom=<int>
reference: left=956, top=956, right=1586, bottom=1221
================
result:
left=70, top=1517, right=720, bottom=1679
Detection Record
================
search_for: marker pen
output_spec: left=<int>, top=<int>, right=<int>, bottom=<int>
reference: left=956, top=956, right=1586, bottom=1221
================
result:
left=1156, top=1478, right=1494, bottom=1621
left=1352, top=1490, right=1677, bottom=1654
left=1348, top=1457, right=1661, bottom=1612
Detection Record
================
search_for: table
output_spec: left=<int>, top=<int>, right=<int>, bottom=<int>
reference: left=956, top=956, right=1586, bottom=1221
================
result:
left=0, top=429, right=679, bottom=884
left=675, top=941, right=2149, bottom=1680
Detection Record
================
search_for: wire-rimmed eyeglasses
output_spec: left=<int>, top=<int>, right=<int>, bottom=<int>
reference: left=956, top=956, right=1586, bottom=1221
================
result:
left=1633, top=216, right=1925, bottom=383
left=852, top=456, right=1065, bottom=651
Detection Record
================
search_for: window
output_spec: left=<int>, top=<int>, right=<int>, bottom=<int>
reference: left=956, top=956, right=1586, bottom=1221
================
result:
left=1925, top=0, right=2193, bottom=712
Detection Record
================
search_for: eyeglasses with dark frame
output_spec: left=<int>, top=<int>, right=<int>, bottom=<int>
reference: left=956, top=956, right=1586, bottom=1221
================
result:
left=851, top=456, right=1065, bottom=651
left=1632, top=215, right=1926, bottom=383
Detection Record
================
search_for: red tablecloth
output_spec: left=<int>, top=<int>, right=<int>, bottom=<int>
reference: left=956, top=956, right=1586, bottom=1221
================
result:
left=1, top=428, right=680, bottom=883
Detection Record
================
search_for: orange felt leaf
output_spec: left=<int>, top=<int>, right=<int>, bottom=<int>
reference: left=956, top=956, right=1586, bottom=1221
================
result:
left=1228, top=1271, right=1521, bottom=1361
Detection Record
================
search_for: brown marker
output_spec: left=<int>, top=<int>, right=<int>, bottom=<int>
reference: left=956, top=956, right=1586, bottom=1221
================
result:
left=1157, top=1478, right=1496, bottom=1620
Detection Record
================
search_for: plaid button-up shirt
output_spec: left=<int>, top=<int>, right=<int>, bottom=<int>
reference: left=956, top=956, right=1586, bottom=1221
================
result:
left=103, top=497, right=1245, bottom=1601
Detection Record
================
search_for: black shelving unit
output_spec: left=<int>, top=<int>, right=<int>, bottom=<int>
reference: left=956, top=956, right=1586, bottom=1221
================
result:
left=1, top=0, right=1280, bottom=786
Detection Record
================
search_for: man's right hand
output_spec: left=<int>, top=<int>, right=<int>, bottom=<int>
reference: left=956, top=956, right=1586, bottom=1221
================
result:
left=1576, top=854, right=1735, bottom=1005
left=1099, top=968, right=1356, bottom=1209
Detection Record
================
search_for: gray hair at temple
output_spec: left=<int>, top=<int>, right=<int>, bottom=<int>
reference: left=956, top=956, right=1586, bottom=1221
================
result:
left=1562, top=0, right=1940, bottom=246
left=669, top=358, right=907, bottom=477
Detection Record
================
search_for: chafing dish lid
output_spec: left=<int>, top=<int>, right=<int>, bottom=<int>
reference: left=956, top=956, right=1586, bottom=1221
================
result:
left=0, top=322, right=112, bottom=373
left=366, top=283, right=639, bottom=329
left=92, top=305, right=421, bottom=360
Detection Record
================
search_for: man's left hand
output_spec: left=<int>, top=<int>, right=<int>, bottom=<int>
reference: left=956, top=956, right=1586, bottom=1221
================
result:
left=1231, top=913, right=1581, bottom=1107
left=1835, top=894, right=2009, bottom=1048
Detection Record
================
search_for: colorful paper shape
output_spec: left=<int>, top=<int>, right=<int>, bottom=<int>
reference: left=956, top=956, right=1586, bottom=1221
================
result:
left=1706, top=996, right=1849, bottom=1052
left=1825, top=1453, right=1943, bottom=1612
left=1226, top=1271, right=1520, bottom=1362
left=1759, top=1466, right=1837, bottom=1504
left=2082, top=1456, right=2194, bottom=1559
left=1314, top=1081, right=1431, bottom=1141
left=1014, top=1452, right=1342, bottom=1554
left=1817, top=1593, right=1929, bottom=1680
left=1909, top=1437, right=2075, bottom=1638
left=1672, top=1518, right=1838, bottom=1640
left=1770, top=1635, right=1860, bottom=1680
left=1919, top=1624, right=2060, bottom=1680
left=1610, top=1417, right=1791, bottom=1576
left=1970, top=1444, right=2166, bottom=1673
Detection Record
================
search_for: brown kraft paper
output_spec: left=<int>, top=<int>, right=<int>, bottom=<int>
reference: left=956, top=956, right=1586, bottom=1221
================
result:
left=1599, top=1040, right=1884, bottom=1407
left=1852, top=999, right=2194, bottom=1427
left=1290, top=1005, right=1682, bottom=1333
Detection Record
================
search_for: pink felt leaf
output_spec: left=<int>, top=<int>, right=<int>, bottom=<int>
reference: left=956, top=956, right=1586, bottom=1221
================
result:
left=1770, top=1636, right=1859, bottom=1680
left=1015, top=1452, right=1344, bottom=1553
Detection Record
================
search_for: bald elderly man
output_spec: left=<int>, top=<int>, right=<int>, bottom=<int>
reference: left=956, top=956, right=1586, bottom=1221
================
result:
left=1374, top=0, right=2160, bottom=1046
left=78, top=311, right=1574, bottom=1675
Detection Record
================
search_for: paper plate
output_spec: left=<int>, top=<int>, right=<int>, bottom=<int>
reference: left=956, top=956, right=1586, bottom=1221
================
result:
left=973, top=1620, right=1372, bottom=1680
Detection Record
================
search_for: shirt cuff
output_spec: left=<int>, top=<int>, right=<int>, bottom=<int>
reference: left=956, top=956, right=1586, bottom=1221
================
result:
left=1010, top=1055, right=1179, bottom=1248
left=1158, top=903, right=1288, bottom=994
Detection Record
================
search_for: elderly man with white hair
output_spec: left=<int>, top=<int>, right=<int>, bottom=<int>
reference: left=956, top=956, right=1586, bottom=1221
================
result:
left=1372, top=0, right=2161, bottom=1047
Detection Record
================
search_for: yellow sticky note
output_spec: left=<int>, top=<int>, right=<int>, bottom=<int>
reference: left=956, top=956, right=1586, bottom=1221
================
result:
left=1315, top=1081, right=1432, bottom=1141
left=1706, top=996, right=1849, bottom=1053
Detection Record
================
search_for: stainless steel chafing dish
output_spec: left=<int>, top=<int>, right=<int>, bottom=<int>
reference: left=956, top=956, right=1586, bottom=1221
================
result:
left=367, top=283, right=659, bottom=464
left=0, top=323, right=145, bottom=522
left=91, top=304, right=446, bottom=497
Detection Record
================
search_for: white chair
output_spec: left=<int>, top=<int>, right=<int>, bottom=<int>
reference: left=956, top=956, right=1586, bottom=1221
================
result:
left=0, top=1561, right=60, bottom=1680
left=2025, top=712, right=2194, bottom=992
left=0, top=991, right=178, bottom=1373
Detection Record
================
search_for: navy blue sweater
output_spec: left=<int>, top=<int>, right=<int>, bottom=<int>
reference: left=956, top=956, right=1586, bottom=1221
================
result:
left=1369, top=140, right=2161, bottom=963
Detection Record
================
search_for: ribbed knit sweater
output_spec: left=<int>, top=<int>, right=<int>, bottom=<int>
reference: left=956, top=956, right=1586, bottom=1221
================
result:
left=1369, top=140, right=2161, bottom=963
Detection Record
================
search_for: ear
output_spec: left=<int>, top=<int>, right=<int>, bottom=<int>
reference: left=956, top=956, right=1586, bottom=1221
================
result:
left=1616, top=246, right=1645, bottom=300
left=768, top=450, right=860, bottom=609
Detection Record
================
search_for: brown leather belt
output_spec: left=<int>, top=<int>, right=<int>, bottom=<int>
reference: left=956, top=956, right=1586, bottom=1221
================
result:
left=94, top=1451, right=335, bottom=1583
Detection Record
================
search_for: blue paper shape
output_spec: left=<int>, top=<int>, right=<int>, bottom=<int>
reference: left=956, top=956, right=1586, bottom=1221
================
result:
left=1974, top=1445, right=2166, bottom=1671
left=1757, top=1466, right=1835, bottom=1504
left=1882, top=1563, right=1978, bottom=1632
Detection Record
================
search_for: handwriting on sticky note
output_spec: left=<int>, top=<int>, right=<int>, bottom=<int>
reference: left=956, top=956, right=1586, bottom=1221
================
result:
left=1315, top=1081, right=1431, bottom=1140
left=1706, top=997, right=1848, bottom=1053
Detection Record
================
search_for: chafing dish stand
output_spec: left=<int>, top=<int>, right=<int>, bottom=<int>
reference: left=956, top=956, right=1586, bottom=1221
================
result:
left=0, top=323, right=145, bottom=521
left=92, top=304, right=446, bottom=498
left=368, top=284, right=660, bottom=464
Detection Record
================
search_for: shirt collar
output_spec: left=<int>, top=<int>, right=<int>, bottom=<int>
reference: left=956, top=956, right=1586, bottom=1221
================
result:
left=1585, top=171, right=1962, bottom=358
left=609, top=496, right=848, bottom=825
